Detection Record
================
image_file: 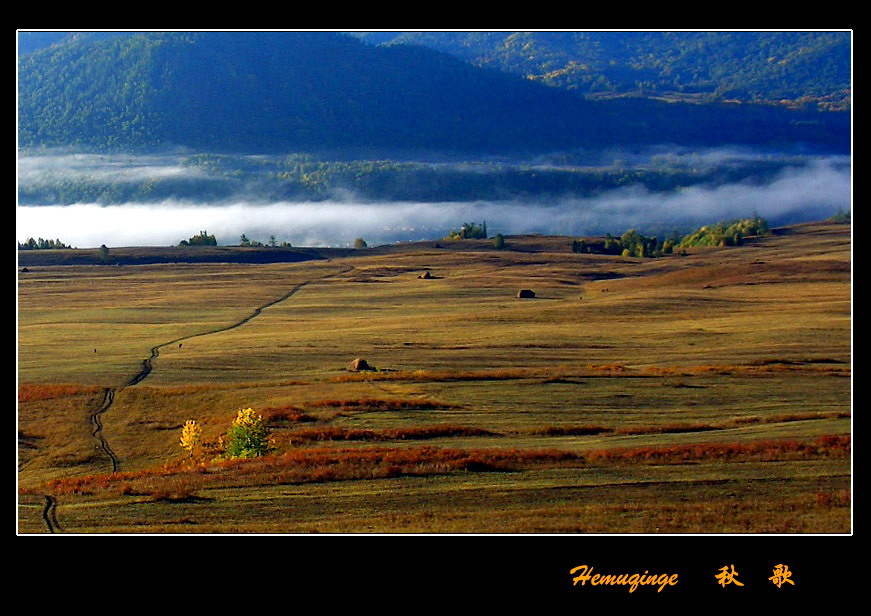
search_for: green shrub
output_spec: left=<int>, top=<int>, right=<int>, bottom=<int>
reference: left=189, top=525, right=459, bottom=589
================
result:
left=223, top=408, right=272, bottom=459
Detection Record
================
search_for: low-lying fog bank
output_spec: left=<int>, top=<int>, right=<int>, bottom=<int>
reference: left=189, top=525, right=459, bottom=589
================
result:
left=17, top=148, right=851, bottom=249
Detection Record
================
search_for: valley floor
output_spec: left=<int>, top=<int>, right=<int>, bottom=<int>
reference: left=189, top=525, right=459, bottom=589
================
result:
left=17, top=222, right=852, bottom=534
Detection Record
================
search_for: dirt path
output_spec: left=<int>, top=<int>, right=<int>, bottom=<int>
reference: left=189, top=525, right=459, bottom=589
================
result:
left=40, top=264, right=353, bottom=533
left=42, top=495, right=62, bottom=533
left=125, top=277, right=322, bottom=388
left=91, top=387, right=119, bottom=472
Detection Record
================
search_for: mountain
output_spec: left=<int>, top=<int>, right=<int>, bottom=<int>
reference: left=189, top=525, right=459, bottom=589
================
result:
left=17, top=31, right=850, bottom=154
left=350, top=31, right=852, bottom=111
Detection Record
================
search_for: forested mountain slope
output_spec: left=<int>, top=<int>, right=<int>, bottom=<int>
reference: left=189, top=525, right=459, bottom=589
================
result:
left=18, top=31, right=850, bottom=154
left=351, top=31, right=851, bottom=110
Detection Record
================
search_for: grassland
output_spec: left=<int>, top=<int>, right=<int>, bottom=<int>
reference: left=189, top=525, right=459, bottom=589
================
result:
left=17, top=222, right=851, bottom=534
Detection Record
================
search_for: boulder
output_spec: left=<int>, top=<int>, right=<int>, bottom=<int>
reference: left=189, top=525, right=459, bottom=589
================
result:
left=516, top=289, right=536, bottom=298
left=348, top=358, right=374, bottom=371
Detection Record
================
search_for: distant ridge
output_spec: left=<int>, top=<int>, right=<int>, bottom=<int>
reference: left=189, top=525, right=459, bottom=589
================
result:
left=350, top=31, right=852, bottom=111
left=18, top=31, right=850, bottom=154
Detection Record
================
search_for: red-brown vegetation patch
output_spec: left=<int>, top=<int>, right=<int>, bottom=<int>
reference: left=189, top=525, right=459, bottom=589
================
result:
left=643, top=362, right=850, bottom=378
left=283, top=424, right=497, bottom=444
left=614, top=423, right=721, bottom=435
left=29, top=435, right=849, bottom=500
left=18, top=383, right=103, bottom=403
left=732, top=411, right=849, bottom=426
left=815, top=489, right=851, bottom=508
left=285, top=426, right=378, bottom=443
left=527, top=412, right=847, bottom=440
left=585, top=434, right=849, bottom=464
left=529, top=425, right=613, bottom=436
left=332, top=365, right=641, bottom=384
left=586, top=363, right=628, bottom=373
left=304, top=397, right=457, bottom=412
left=259, top=404, right=317, bottom=424
left=331, top=368, right=534, bottom=383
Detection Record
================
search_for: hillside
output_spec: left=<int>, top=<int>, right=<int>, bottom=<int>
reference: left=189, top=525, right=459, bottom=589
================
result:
left=18, top=221, right=851, bottom=536
left=17, top=31, right=850, bottom=154
left=352, top=31, right=852, bottom=110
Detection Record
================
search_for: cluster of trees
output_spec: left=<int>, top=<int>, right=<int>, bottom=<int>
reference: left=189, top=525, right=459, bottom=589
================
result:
left=442, top=222, right=505, bottom=248
left=180, top=408, right=272, bottom=462
left=179, top=230, right=217, bottom=246
left=18, top=237, right=72, bottom=250
left=179, top=230, right=299, bottom=248
left=827, top=209, right=851, bottom=224
left=176, top=231, right=358, bottom=249
left=445, top=221, right=488, bottom=240
left=238, top=234, right=292, bottom=247
left=675, top=216, right=770, bottom=249
left=573, top=216, right=771, bottom=259
left=573, top=230, right=678, bottom=258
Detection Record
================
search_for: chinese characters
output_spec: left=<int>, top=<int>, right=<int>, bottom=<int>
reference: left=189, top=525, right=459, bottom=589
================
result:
left=769, top=564, right=795, bottom=588
left=715, top=564, right=795, bottom=589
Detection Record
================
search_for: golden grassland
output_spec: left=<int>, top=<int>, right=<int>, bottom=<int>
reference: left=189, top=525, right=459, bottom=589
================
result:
left=17, top=222, right=851, bottom=533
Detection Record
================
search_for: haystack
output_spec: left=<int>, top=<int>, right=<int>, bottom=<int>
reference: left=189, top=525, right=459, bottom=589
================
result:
left=348, top=358, right=374, bottom=371
left=516, top=289, right=536, bottom=298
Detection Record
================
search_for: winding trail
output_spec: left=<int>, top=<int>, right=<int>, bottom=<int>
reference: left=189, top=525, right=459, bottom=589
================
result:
left=91, top=388, right=119, bottom=472
left=42, top=495, right=62, bottom=533
left=41, top=264, right=354, bottom=533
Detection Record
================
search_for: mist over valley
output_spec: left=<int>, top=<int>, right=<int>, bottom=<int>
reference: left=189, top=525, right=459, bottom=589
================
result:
left=17, top=31, right=851, bottom=249
left=17, top=147, right=851, bottom=249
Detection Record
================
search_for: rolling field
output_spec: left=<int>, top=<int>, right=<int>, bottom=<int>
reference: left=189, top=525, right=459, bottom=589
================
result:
left=17, top=222, right=851, bottom=534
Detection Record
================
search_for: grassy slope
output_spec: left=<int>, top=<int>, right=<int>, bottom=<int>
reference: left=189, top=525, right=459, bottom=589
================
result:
left=17, top=222, right=851, bottom=533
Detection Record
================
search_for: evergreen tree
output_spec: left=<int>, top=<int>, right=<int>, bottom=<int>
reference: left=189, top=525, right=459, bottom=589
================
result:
left=223, top=408, right=272, bottom=459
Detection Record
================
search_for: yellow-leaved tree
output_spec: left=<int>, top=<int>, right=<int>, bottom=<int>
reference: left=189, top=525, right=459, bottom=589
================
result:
left=180, top=419, right=202, bottom=458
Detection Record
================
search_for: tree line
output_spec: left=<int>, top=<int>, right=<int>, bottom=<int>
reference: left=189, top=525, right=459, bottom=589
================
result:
left=19, top=152, right=832, bottom=208
left=18, top=237, right=72, bottom=250
left=15, top=216, right=774, bottom=256
left=572, top=216, right=771, bottom=258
